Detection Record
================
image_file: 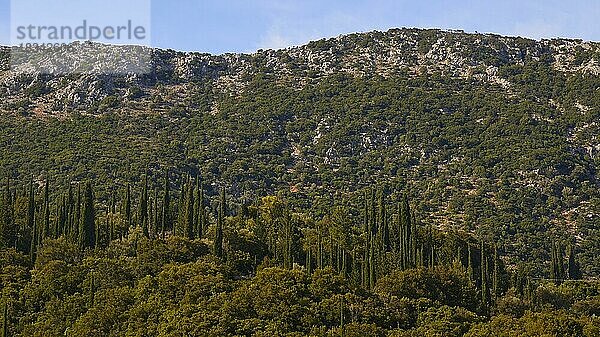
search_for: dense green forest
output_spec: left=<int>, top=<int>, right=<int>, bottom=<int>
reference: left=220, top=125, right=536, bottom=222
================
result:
left=1, top=28, right=600, bottom=335
left=0, top=174, right=598, bottom=336
left=2, top=71, right=600, bottom=276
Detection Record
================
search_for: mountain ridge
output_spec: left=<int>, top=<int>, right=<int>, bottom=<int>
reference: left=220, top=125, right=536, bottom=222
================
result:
left=1, top=28, right=600, bottom=116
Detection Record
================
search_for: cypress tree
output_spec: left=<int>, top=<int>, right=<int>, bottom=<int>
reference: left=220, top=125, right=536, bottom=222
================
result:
left=183, top=177, right=195, bottom=240
left=193, top=177, right=199, bottom=238
left=410, top=211, right=417, bottom=267
left=148, top=196, right=153, bottom=238
left=177, top=179, right=186, bottom=236
left=283, top=212, right=293, bottom=269
left=480, top=240, right=488, bottom=306
left=329, top=232, right=334, bottom=269
left=369, top=233, right=376, bottom=289
left=57, top=197, right=66, bottom=238
left=467, top=244, right=474, bottom=280
left=342, top=247, right=347, bottom=277
left=397, top=201, right=404, bottom=269
left=110, top=190, right=116, bottom=214
left=380, top=194, right=390, bottom=252
left=73, top=183, right=81, bottom=242
left=493, top=244, right=498, bottom=301
left=398, top=194, right=411, bottom=270
left=153, top=188, right=159, bottom=237
left=1, top=177, right=15, bottom=248
left=551, top=240, right=557, bottom=281
left=214, top=187, right=225, bottom=258
left=161, top=169, right=170, bottom=239
left=108, top=210, right=113, bottom=244
left=27, top=179, right=35, bottom=236
left=525, top=275, right=534, bottom=304
left=428, top=223, right=434, bottom=268
left=27, top=180, right=36, bottom=261
left=198, top=180, right=205, bottom=239
left=306, top=246, right=312, bottom=274
left=124, top=184, right=132, bottom=231
left=362, top=190, right=369, bottom=236
left=79, top=182, right=96, bottom=249
left=317, top=223, right=323, bottom=270
left=66, top=184, right=74, bottom=239
left=550, top=240, right=565, bottom=283
left=30, top=219, right=37, bottom=263
left=567, top=244, right=582, bottom=280
left=558, top=242, right=565, bottom=281
left=139, top=174, right=149, bottom=237
left=370, top=189, right=376, bottom=235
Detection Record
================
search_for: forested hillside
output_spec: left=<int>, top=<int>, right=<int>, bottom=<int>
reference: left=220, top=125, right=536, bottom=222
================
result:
left=1, top=28, right=600, bottom=335
left=0, top=175, right=597, bottom=336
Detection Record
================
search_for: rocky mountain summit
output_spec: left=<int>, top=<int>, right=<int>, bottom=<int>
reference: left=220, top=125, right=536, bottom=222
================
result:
left=1, top=28, right=599, bottom=116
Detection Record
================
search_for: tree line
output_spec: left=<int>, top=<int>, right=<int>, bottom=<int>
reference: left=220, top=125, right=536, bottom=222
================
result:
left=0, top=171, right=583, bottom=294
left=0, top=171, right=591, bottom=336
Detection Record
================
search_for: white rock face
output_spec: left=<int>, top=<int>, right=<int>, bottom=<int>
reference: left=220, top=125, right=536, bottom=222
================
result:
left=1, top=28, right=599, bottom=115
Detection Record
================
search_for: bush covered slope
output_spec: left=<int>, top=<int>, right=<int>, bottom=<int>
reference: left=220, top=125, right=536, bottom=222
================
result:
left=1, top=28, right=600, bottom=273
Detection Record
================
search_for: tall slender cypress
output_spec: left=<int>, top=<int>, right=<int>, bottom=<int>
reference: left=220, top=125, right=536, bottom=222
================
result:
left=567, top=244, right=582, bottom=280
left=73, top=183, right=81, bottom=242
left=410, top=210, right=417, bottom=267
left=551, top=240, right=557, bottom=281
left=183, top=177, right=195, bottom=240
left=1, top=177, right=15, bottom=248
left=428, top=224, right=435, bottom=268
left=480, top=240, right=488, bottom=305
left=493, top=244, right=498, bottom=301
left=214, top=187, right=225, bottom=258
left=558, top=242, right=565, bottom=281
left=467, top=244, right=474, bottom=280
left=369, top=233, right=376, bottom=289
left=363, top=190, right=369, bottom=236
left=125, top=184, right=132, bottom=231
left=161, top=169, right=170, bottom=239
left=198, top=180, right=205, bottom=239
left=27, top=179, right=36, bottom=261
left=79, top=182, right=96, bottom=249
left=153, top=188, right=159, bottom=237
left=140, top=174, right=149, bottom=237
left=66, top=184, right=74, bottom=239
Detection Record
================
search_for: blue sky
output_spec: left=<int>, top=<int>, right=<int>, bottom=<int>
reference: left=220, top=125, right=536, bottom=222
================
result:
left=1, top=0, right=600, bottom=53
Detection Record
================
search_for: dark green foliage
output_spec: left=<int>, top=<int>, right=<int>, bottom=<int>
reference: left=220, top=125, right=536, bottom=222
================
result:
left=1, top=67, right=599, bottom=274
left=179, top=176, right=195, bottom=240
left=78, top=182, right=96, bottom=249
left=567, top=244, right=582, bottom=280
left=214, top=187, right=225, bottom=258
left=0, top=178, right=15, bottom=248
left=0, top=177, right=595, bottom=336
left=27, top=180, right=36, bottom=262
left=139, top=173, right=149, bottom=237
left=375, top=266, right=479, bottom=312
left=124, top=183, right=131, bottom=231
left=161, top=169, right=171, bottom=239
